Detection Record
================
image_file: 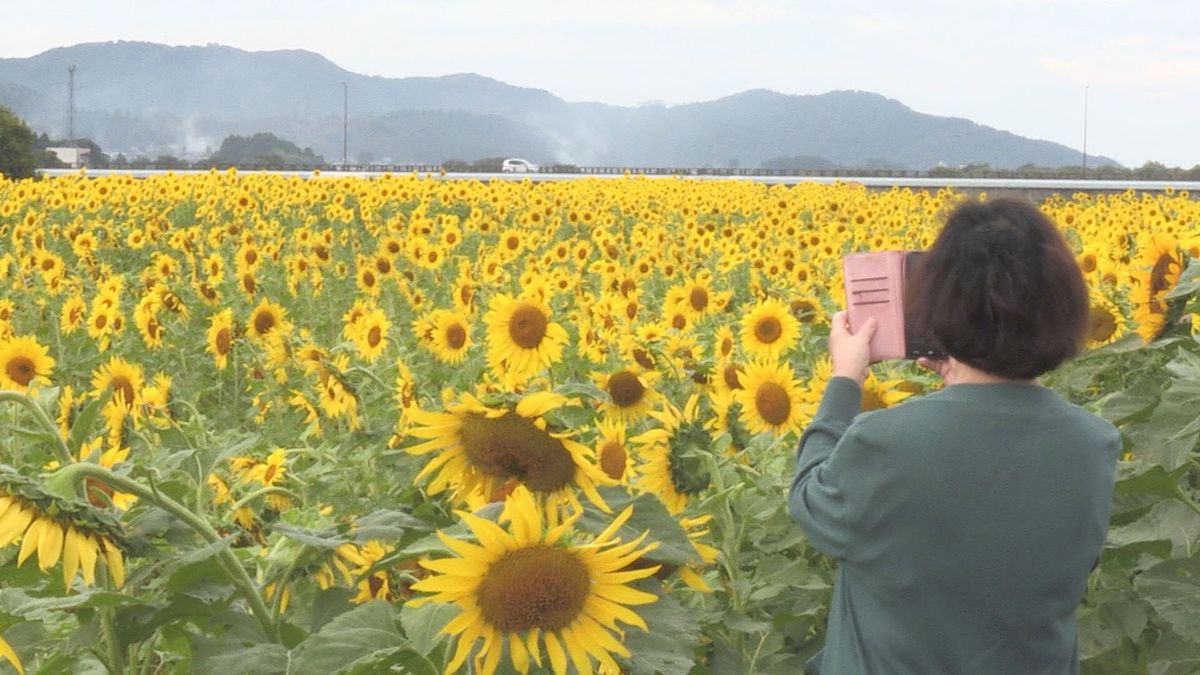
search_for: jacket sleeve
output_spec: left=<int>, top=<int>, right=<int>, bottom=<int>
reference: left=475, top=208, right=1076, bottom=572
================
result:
left=788, top=375, right=885, bottom=560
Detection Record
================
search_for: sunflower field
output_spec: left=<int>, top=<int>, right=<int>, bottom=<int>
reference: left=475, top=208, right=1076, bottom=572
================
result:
left=0, top=171, right=1198, bottom=674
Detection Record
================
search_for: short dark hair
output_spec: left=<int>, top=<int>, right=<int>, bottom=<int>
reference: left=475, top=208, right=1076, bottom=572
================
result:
left=907, top=198, right=1088, bottom=379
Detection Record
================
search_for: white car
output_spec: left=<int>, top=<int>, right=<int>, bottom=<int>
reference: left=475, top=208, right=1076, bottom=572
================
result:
left=501, top=158, right=539, bottom=173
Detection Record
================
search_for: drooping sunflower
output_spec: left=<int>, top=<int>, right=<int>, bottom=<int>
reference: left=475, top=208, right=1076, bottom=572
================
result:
left=0, top=476, right=126, bottom=589
left=733, top=360, right=807, bottom=436
left=592, top=368, right=661, bottom=423
left=0, top=335, right=55, bottom=392
left=483, top=294, right=569, bottom=381
left=406, top=392, right=611, bottom=513
left=740, top=298, right=800, bottom=360
left=205, top=309, right=236, bottom=370
left=428, top=309, right=473, bottom=364
left=631, top=394, right=716, bottom=514
left=410, top=486, right=659, bottom=675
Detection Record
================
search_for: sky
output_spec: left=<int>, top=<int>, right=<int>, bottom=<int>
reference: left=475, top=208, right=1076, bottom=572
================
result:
left=5, top=0, right=1200, bottom=168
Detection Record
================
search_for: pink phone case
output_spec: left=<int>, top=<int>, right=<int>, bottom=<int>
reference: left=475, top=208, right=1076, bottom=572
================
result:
left=843, top=251, right=909, bottom=362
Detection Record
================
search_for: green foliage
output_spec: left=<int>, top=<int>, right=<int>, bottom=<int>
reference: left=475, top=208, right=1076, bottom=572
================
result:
left=0, top=105, right=38, bottom=179
left=206, top=132, right=325, bottom=168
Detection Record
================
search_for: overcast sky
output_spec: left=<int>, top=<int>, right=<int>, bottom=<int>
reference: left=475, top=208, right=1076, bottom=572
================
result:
left=6, top=0, right=1199, bottom=168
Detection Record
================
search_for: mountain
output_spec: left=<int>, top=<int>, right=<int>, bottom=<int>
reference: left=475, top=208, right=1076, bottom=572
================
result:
left=0, top=41, right=1119, bottom=169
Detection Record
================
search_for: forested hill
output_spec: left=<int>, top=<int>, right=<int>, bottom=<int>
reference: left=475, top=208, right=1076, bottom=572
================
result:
left=0, top=41, right=1118, bottom=169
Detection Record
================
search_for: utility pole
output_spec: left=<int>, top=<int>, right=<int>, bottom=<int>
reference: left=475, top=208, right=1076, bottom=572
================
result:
left=68, top=64, right=76, bottom=147
left=1081, top=85, right=1089, bottom=178
left=341, top=80, right=348, bottom=168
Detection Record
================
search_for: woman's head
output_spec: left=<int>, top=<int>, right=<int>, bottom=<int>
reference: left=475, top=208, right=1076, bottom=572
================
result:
left=908, top=197, right=1088, bottom=380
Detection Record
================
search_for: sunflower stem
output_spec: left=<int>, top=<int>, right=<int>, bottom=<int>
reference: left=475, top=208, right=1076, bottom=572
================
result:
left=53, top=462, right=281, bottom=643
left=99, top=566, right=125, bottom=674
left=0, top=390, right=74, bottom=466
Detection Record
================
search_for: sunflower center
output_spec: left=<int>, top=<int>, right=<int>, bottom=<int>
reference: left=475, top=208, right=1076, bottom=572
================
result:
left=755, top=317, right=782, bottom=344
left=508, top=304, right=548, bottom=349
left=671, top=314, right=687, bottom=330
left=723, top=364, right=743, bottom=390
left=5, top=356, right=35, bottom=386
left=445, top=323, right=467, bottom=350
left=459, top=413, right=575, bottom=493
left=755, top=382, right=791, bottom=426
left=254, top=311, right=276, bottom=335
left=367, top=326, right=382, bottom=347
left=790, top=299, right=817, bottom=322
left=689, top=287, right=709, bottom=312
left=632, top=348, right=655, bottom=370
left=607, top=371, right=646, bottom=408
left=477, top=544, right=590, bottom=632
left=599, top=440, right=627, bottom=480
left=1088, top=305, right=1117, bottom=343
left=719, top=336, right=733, bottom=358
left=110, top=376, right=136, bottom=407
left=216, top=328, right=232, bottom=355
left=1149, top=252, right=1178, bottom=297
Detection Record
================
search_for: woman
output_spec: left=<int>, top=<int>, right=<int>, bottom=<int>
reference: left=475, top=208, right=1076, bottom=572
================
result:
left=789, top=198, right=1121, bottom=674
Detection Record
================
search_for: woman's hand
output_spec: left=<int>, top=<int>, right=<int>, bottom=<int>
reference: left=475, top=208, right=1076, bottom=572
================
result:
left=830, top=311, right=876, bottom=387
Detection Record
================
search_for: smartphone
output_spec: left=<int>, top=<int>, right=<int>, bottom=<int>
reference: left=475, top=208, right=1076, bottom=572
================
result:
left=842, top=250, right=946, bottom=363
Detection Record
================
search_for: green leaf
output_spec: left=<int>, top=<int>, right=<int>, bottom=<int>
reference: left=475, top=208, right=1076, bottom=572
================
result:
left=273, top=523, right=349, bottom=550
left=576, top=487, right=698, bottom=566
left=1124, top=376, right=1200, bottom=471
left=288, top=600, right=431, bottom=675
left=1134, top=558, right=1200, bottom=645
left=1107, top=500, right=1200, bottom=559
left=1077, top=596, right=1149, bottom=659
left=1114, top=464, right=1190, bottom=500
left=623, top=582, right=702, bottom=675
left=192, top=641, right=289, bottom=675
left=399, top=601, right=458, bottom=656
left=352, top=509, right=426, bottom=542
left=1097, top=377, right=1163, bottom=425
left=1164, top=260, right=1200, bottom=301
left=69, top=388, right=111, bottom=457
left=0, top=587, right=131, bottom=622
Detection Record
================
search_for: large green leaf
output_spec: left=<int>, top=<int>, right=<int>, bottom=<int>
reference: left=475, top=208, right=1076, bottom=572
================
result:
left=1123, top=376, right=1200, bottom=471
left=399, top=601, right=457, bottom=657
left=288, top=600, right=434, bottom=675
left=1107, top=500, right=1200, bottom=559
left=1134, top=558, right=1200, bottom=644
left=576, top=487, right=698, bottom=566
left=0, top=587, right=130, bottom=623
left=622, top=582, right=702, bottom=675
left=192, top=641, right=289, bottom=675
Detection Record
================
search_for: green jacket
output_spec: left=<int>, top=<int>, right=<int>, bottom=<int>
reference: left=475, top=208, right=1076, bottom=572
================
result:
left=789, top=377, right=1121, bottom=675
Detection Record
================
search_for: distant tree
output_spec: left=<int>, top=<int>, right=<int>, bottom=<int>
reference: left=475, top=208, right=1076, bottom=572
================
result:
left=470, top=157, right=508, bottom=172
left=442, top=159, right=470, bottom=172
left=154, top=155, right=189, bottom=170
left=0, top=105, right=39, bottom=179
left=206, top=132, right=324, bottom=168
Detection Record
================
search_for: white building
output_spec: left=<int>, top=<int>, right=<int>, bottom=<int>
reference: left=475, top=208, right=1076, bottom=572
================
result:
left=47, top=147, right=90, bottom=168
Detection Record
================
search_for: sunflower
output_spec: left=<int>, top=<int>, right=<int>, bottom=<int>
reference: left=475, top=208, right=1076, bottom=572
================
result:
left=91, top=355, right=145, bottom=412
left=410, top=486, right=659, bottom=675
left=483, top=294, right=569, bottom=381
left=1130, top=236, right=1184, bottom=342
left=0, top=335, right=55, bottom=392
left=631, top=394, right=716, bottom=514
left=592, top=368, right=660, bottom=423
left=1085, top=288, right=1128, bottom=348
left=733, top=360, right=807, bottom=436
left=60, top=293, right=87, bottom=335
left=712, top=325, right=737, bottom=362
left=349, top=307, right=391, bottom=362
left=247, top=298, right=291, bottom=342
left=0, top=477, right=126, bottom=589
left=206, top=309, right=236, bottom=369
left=428, top=309, right=473, bottom=364
left=594, top=417, right=633, bottom=482
left=406, top=391, right=610, bottom=513
left=740, top=298, right=799, bottom=361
